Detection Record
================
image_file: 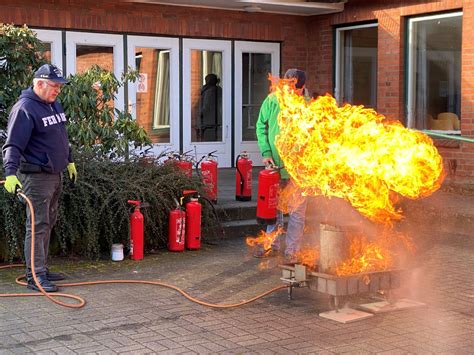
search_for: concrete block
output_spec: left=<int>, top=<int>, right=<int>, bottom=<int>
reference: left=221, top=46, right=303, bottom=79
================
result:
left=327, top=278, right=347, bottom=296
left=294, top=264, right=307, bottom=281
left=358, top=277, right=370, bottom=293
left=380, top=272, right=390, bottom=290
left=317, top=277, right=327, bottom=293
left=369, top=275, right=380, bottom=293
left=347, top=277, right=359, bottom=295
left=282, top=269, right=293, bottom=279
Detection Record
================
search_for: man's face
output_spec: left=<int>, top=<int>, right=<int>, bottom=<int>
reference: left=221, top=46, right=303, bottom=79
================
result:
left=36, top=80, right=63, bottom=103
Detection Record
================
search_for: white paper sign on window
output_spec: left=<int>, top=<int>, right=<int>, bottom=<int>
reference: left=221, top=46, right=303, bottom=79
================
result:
left=137, top=73, right=148, bottom=93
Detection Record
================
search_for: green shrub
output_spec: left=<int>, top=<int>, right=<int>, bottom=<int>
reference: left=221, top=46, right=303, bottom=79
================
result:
left=0, top=153, right=219, bottom=262
left=0, top=24, right=45, bottom=128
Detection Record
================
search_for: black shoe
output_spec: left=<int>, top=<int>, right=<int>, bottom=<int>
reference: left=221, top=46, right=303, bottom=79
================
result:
left=27, top=274, right=58, bottom=292
left=46, top=269, right=66, bottom=281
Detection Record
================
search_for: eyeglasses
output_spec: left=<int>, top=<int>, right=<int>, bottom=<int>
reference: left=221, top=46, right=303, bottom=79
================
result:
left=43, top=81, right=63, bottom=90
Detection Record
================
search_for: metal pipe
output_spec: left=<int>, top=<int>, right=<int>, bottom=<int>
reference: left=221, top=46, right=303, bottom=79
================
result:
left=421, top=130, right=474, bottom=143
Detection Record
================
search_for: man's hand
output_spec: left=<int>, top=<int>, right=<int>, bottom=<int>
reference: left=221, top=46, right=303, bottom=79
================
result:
left=262, top=157, right=275, bottom=167
left=4, top=175, right=22, bottom=194
left=67, top=163, right=77, bottom=183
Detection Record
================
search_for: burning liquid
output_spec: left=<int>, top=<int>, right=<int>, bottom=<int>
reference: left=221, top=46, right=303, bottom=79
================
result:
left=273, top=79, right=444, bottom=226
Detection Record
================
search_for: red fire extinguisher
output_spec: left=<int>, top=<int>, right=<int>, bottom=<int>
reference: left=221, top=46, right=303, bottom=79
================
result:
left=183, top=190, right=202, bottom=250
left=176, top=160, right=193, bottom=178
left=256, top=166, right=280, bottom=225
left=199, top=151, right=218, bottom=204
left=235, top=151, right=252, bottom=201
left=128, top=200, right=144, bottom=260
left=168, top=199, right=186, bottom=252
left=166, top=151, right=193, bottom=177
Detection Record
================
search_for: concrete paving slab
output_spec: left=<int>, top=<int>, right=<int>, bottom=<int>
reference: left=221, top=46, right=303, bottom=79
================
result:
left=319, top=308, right=374, bottom=323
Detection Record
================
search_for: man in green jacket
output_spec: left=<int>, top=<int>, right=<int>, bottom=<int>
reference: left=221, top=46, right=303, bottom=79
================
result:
left=255, top=68, right=308, bottom=262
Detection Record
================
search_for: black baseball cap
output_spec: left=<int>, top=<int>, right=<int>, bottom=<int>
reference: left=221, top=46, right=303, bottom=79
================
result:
left=284, top=68, right=306, bottom=89
left=34, top=64, right=69, bottom=84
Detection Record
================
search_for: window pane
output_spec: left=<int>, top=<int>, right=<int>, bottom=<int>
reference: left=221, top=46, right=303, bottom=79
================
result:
left=242, top=53, right=272, bottom=141
left=135, top=48, right=170, bottom=143
left=76, top=45, right=113, bottom=73
left=410, top=15, right=462, bottom=131
left=191, top=50, right=223, bottom=143
left=338, top=26, right=378, bottom=108
left=40, top=42, right=52, bottom=62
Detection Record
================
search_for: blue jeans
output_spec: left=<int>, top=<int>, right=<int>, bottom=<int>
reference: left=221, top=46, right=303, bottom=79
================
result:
left=267, top=186, right=307, bottom=256
left=19, top=172, right=62, bottom=275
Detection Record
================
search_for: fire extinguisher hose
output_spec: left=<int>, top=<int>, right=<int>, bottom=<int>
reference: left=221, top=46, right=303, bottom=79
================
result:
left=0, top=181, right=287, bottom=309
left=235, top=154, right=245, bottom=196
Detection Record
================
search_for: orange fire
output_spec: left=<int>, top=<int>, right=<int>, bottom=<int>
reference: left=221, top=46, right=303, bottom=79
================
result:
left=294, top=247, right=320, bottom=270
left=335, top=232, right=416, bottom=276
left=273, top=78, right=445, bottom=226
left=261, top=77, right=443, bottom=275
left=246, top=225, right=284, bottom=251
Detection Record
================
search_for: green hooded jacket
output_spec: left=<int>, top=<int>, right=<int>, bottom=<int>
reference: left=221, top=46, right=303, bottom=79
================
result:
left=255, top=93, right=290, bottom=179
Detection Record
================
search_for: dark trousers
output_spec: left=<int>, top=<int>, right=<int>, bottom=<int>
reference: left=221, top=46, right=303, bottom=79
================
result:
left=18, top=172, right=62, bottom=275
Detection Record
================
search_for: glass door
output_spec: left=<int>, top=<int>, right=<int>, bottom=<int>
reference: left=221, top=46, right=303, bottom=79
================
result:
left=182, top=39, right=231, bottom=167
left=127, top=36, right=180, bottom=156
left=234, top=41, right=280, bottom=166
left=65, top=31, right=125, bottom=110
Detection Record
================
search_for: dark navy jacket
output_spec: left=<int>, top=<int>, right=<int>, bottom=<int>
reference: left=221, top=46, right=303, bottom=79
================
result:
left=2, top=88, right=72, bottom=176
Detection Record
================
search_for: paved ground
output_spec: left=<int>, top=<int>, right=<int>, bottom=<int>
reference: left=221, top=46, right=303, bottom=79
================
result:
left=1, top=231, right=473, bottom=353
left=0, top=169, right=473, bottom=354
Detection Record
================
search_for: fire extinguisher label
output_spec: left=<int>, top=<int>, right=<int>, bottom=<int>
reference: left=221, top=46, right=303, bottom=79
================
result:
left=202, top=170, right=214, bottom=189
left=176, top=218, right=185, bottom=243
left=268, top=183, right=279, bottom=208
left=245, top=169, right=252, bottom=190
left=130, top=240, right=134, bottom=256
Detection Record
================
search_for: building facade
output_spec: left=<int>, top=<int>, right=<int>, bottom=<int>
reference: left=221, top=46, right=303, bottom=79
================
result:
left=1, top=0, right=472, bottom=179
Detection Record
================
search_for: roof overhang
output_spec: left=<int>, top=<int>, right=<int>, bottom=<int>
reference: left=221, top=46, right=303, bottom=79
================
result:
left=122, top=0, right=346, bottom=16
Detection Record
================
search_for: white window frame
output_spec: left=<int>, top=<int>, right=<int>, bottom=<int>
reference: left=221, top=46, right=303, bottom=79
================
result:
left=33, top=29, right=63, bottom=70
left=65, top=31, right=125, bottom=111
left=335, top=23, right=378, bottom=105
left=234, top=41, right=280, bottom=166
left=406, top=11, right=463, bottom=132
left=127, top=36, right=180, bottom=154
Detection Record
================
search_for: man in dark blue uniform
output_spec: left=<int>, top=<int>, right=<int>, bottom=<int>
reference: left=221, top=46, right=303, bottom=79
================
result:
left=3, top=64, right=77, bottom=292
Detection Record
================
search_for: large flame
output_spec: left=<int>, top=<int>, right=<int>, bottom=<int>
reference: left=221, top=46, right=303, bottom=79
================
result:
left=273, top=79, right=445, bottom=225
left=335, top=232, right=416, bottom=276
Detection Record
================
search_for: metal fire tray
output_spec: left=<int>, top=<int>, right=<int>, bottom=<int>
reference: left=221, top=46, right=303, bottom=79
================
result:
left=279, top=263, right=405, bottom=308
